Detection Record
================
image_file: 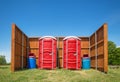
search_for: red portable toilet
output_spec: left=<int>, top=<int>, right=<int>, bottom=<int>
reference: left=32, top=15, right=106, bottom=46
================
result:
left=38, top=36, right=57, bottom=69
left=63, top=36, right=81, bottom=70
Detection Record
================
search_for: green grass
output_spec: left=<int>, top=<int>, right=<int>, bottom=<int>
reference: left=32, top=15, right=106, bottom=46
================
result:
left=0, top=65, right=120, bottom=82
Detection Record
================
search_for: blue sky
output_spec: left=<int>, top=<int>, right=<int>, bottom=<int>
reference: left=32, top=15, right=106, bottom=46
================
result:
left=0, top=0, right=120, bottom=62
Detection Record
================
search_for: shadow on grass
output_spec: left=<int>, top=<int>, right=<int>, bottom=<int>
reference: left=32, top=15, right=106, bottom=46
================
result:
left=13, top=68, right=37, bottom=72
left=0, top=66, right=9, bottom=69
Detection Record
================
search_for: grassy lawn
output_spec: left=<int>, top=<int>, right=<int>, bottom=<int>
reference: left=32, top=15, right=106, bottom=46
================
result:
left=0, top=65, right=120, bottom=82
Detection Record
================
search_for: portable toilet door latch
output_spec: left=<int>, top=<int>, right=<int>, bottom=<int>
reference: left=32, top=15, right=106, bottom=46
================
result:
left=49, top=52, right=52, bottom=55
left=74, top=53, right=77, bottom=56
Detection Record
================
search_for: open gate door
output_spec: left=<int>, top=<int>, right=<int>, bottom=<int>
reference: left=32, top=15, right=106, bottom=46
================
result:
left=11, top=24, right=29, bottom=72
left=90, top=23, right=108, bottom=73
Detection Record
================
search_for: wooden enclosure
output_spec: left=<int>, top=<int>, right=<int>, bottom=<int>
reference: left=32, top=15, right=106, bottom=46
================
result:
left=11, top=23, right=108, bottom=72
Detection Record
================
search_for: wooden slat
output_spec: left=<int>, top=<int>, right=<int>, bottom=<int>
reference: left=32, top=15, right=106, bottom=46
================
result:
left=90, top=47, right=95, bottom=57
left=90, top=33, right=95, bottom=46
left=80, top=37, right=89, bottom=57
left=58, top=39, right=63, bottom=48
left=91, top=59, right=96, bottom=67
left=57, top=37, right=64, bottom=68
left=81, top=49, right=89, bottom=57
left=58, top=49, right=63, bottom=57
left=97, top=42, right=104, bottom=55
left=29, top=38, right=39, bottom=48
left=97, top=55, right=104, bottom=68
left=81, top=38, right=89, bottom=48
left=58, top=58, right=63, bottom=68
left=90, top=33, right=96, bottom=69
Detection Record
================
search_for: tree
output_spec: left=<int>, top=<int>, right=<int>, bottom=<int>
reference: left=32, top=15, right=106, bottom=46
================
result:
left=108, top=41, right=116, bottom=65
left=0, top=55, right=7, bottom=65
left=108, top=41, right=120, bottom=65
left=112, top=48, right=120, bottom=65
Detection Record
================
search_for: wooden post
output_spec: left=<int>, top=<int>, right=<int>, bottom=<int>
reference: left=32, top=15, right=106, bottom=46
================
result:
left=103, top=23, right=108, bottom=73
left=11, top=24, right=16, bottom=72
left=21, top=34, right=24, bottom=69
left=95, top=32, right=98, bottom=70
left=89, top=37, right=91, bottom=58
left=27, top=38, right=29, bottom=68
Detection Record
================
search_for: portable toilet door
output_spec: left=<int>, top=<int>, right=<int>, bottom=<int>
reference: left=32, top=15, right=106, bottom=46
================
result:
left=63, top=36, right=81, bottom=70
left=39, top=36, right=57, bottom=69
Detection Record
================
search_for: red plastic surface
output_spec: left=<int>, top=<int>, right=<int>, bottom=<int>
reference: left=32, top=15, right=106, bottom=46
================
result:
left=38, top=37, right=57, bottom=69
left=63, top=38, right=81, bottom=70
left=29, top=53, right=36, bottom=58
